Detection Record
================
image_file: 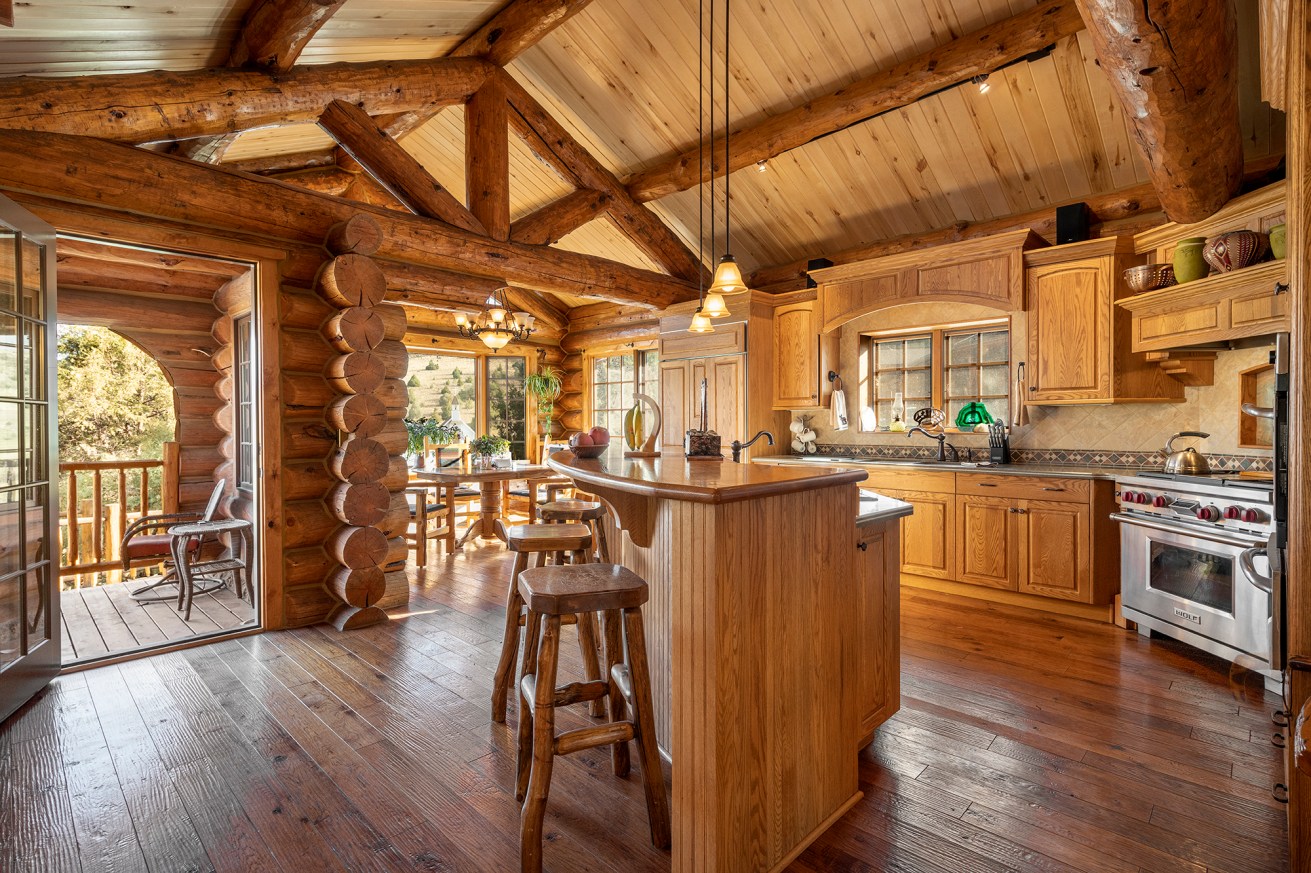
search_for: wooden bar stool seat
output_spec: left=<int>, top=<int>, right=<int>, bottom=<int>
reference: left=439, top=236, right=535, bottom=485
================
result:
left=538, top=499, right=614, bottom=563
left=516, top=563, right=670, bottom=872
left=491, top=519, right=602, bottom=723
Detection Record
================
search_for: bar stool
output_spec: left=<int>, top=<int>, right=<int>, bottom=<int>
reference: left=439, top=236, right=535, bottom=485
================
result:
left=491, top=519, right=603, bottom=723
left=538, top=499, right=613, bottom=563
left=515, top=562, right=670, bottom=872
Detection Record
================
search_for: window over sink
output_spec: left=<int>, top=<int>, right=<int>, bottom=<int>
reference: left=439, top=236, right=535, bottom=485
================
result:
left=864, top=319, right=1010, bottom=430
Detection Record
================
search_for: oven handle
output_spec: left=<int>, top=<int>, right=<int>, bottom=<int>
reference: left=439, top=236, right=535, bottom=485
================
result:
left=1109, top=512, right=1270, bottom=548
left=1239, top=546, right=1274, bottom=596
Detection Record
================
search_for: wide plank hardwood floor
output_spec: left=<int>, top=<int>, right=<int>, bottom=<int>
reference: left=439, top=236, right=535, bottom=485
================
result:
left=0, top=544, right=1288, bottom=872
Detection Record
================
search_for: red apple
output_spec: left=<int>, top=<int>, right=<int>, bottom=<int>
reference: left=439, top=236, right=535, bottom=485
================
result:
left=571, top=432, right=594, bottom=447
left=588, top=426, right=611, bottom=446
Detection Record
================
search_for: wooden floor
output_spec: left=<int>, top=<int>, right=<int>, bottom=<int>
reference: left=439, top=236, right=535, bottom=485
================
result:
left=60, top=580, right=257, bottom=664
left=1, top=543, right=1288, bottom=872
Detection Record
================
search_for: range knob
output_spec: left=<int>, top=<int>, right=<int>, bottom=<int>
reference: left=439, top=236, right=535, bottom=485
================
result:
left=1152, top=495, right=1172, bottom=508
left=1223, top=506, right=1242, bottom=520
left=1121, top=490, right=1137, bottom=503
left=1196, top=506, right=1221, bottom=522
left=1241, top=508, right=1266, bottom=524
left=1135, top=492, right=1151, bottom=505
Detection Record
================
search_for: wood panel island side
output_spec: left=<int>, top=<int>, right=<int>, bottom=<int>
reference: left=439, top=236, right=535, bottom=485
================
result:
left=547, top=450, right=911, bottom=872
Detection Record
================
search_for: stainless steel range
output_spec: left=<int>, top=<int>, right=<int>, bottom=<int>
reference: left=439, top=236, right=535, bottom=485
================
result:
left=1113, top=471, right=1281, bottom=683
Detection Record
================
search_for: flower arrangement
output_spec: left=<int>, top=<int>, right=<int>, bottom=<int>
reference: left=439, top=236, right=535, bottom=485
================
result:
left=470, top=433, right=510, bottom=460
left=404, top=417, right=460, bottom=456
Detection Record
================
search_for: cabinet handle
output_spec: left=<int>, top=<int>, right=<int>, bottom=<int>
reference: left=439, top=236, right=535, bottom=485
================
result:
left=1042, top=487, right=1064, bottom=492
left=856, top=541, right=868, bottom=551
left=1008, top=507, right=1027, bottom=514
left=1029, top=386, right=1038, bottom=392
left=1275, top=281, right=1289, bottom=295
left=977, top=483, right=997, bottom=488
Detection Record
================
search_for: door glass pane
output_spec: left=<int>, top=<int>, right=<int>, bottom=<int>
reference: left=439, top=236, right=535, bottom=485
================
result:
left=24, top=404, right=46, bottom=484
left=0, top=402, right=18, bottom=488
left=0, top=574, right=19, bottom=668
left=0, top=313, right=16, bottom=399
left=20, top=238, right=43, bottom=320
left=0, top=488, right=18, bottom=578
left=22, top=320, right=43, bottom=400
left=0, top=232, right=14, bottom=314
left=26, top=567, right=48, bottom=646
left=1149, top=542, right=1233, bottom=614
left=24, top=486, right=49, bottom=565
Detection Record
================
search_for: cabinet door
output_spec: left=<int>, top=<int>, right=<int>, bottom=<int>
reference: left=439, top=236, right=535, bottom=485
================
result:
left=773, top=302, right=818, bottom=409
left=711, top=355, right=744, bottom=453
left=854, top=523, right=899, bottom=747
left=880, top=488, right=955, bottom=580
left=1018, top=499, right=1091, bottom=602
left=955, top=495, right=1016, bottom=590
left=659, top=360, right=689, bottom=454
left=1026, top=261, right=1111, bottom=402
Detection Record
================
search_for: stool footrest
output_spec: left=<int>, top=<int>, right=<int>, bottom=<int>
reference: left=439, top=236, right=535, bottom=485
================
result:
left=554, top=722, right=635, bottom=757
left=520, top=675, right=609, bottom=709
left=517, top=612, right=578, bottom=628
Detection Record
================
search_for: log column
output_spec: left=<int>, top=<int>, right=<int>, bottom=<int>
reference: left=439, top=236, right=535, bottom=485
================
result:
left=316, top=214, right=408, bottom=629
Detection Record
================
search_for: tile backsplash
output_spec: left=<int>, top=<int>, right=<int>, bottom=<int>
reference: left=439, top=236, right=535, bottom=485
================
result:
left=792, top=302, right=1275, bottom=467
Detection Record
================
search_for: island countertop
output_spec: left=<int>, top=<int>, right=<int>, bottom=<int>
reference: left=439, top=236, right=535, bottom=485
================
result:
left=547, top=447, right=868, bottom=503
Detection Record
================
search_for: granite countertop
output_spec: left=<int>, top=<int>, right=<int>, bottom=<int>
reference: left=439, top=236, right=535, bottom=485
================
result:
left=856, top=489, right=914, bottom=526
left=753, top=455, right=1141, bottom=481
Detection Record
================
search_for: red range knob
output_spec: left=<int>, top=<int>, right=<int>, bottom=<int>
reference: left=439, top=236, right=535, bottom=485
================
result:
left=1135, top=492, right=1151, bottom=505
left=1196, top=506, right=1221, bottom=522
left=1121, top=491, right=1136, bottom=503
left=1152, top=495, right=1171, bottom=508
left=1241, top=508, right=1264, bottom=523
left=1223, top=506, right=1242, bottom=520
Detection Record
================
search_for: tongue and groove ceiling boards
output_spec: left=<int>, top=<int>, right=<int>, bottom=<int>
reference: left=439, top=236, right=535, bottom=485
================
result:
left=0, top=0, right=1286, bottom=308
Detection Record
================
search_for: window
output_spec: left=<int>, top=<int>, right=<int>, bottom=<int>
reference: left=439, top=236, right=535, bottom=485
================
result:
left=590, top=349, right=658, bottom=436
left=486, top=356, right=528, bottom=459
left=405, top=352, right=478, bottom=423
left=233, top=315, right=255, bottom=491
left=866, top=321, right=1009, bottom=429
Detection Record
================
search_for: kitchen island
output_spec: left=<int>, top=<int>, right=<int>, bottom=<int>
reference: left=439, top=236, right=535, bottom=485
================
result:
left=547, top=450, right=911, bottom=873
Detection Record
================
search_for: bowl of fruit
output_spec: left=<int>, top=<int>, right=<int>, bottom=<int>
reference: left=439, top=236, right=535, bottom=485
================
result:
left=569, top=427, right=611, bottom=458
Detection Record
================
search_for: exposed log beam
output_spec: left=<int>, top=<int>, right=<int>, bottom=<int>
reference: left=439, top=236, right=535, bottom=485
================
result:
left=510, top=189, right=611, bottom=245
left=465, top=77, right=512, bottom=241
left=230, top=0, right=349, bottom=69
left=499, top=70, right=708, bottom=284
left=625, top=0, right=1085, bottom=203
left=1073, top=0, right=1243, bottom=224
left=268, top=166, right=356, bottom=196
left=748, top=183, right=1162, bottom=291
left=56, top=238, right=250, bottom=278
left=319, top=99, right=486, bottom=234
left=0, top=129, right=696, bottom=309
left=0, top=58, right=494, bottom=144
left=376, top=0, right=596, bottom=139
left=380, top=261, right=567, bottom=332
left=223, top=148, right=337, bottom=174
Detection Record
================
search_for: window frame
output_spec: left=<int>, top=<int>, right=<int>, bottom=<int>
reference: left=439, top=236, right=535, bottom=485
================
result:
left=232, top=314, right=255, bottom=493
left=483, top=354, right=529, bottom=459
left=862, top=317, right=1010, bottom=431
left=587, top=348, right=659, bottom=435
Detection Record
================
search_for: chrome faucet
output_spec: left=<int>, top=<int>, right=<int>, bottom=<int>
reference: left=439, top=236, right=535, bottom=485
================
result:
left=906, top=425, right=958, bottom=462
left=730, top=430, right=775, bottom=462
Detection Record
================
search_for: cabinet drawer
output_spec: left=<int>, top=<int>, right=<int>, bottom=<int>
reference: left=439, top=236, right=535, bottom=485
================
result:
left=863, top=468, right=956, bottom=494
left=955, top=473, right=1089, bottom=503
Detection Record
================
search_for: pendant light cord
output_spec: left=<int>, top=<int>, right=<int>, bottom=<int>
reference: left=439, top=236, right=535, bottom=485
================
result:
left=724, top=0, right=731, bottom=255
left=709, top=0, right=716, bottom=265
left=697, top=0, right=705, bottom=301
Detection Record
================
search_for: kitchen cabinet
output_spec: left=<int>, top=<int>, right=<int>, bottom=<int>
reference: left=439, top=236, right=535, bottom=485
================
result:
left=1018, top=500, right=1090, bottom=601
left=863, top=469, right=955, bottom=581
left=956, top=495, right=1014, bottom=589
left=773, top=301, right=820, bottom=409
left=1024, top=238, right=1183, bottom=404
left=659, top=355, right=747, bottom=458
left=854, top=521, right=899, bottom=747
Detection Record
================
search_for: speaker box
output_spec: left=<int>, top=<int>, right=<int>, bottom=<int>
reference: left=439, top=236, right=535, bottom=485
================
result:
left=1056, top=202, right=1090, bottom=245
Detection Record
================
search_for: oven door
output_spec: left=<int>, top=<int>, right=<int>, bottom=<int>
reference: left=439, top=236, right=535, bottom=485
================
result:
left=1114, top=514, right=1273, bottom=667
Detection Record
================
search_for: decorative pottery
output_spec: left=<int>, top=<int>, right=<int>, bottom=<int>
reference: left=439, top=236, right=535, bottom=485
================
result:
left=1270, top=223, right=1287, bottom=260
left=1202, top=230, right=1268, bottom=273
left=1123, top=263, right=1177, bottom=293
left=1171, top=236, right=1209, bottom=284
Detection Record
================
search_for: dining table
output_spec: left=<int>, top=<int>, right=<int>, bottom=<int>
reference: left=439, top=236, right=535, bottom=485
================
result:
left=410, top=463, right=555, bottom=545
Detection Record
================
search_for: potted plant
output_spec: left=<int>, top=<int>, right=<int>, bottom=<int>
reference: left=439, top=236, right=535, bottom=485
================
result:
left=404, top=417, right=459, bottom=466
left=470, top=433, right=510, bottom=469
left=524, top=366, right=564, bottom=438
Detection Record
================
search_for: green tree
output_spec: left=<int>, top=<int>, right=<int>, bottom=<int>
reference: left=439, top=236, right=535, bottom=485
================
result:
left=57, top=326, right=174, bottom=463
left=407, top=374, right=421, bottom=387
left=425, top=360, right=438, bottom=371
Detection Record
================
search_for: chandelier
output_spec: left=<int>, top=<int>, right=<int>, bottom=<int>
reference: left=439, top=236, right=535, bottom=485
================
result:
left=454, top=287, right=535, bottom=350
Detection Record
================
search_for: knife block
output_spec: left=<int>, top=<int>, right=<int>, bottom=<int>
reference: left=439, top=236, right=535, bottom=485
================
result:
left=684, top=429, right=723, bottom=459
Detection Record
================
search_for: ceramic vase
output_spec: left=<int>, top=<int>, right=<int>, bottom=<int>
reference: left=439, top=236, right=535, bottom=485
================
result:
left=1202, top=230, right=1269, bottom=273
left=1270, top=223, right=1287, bottom=260
left=1172, top=236, right=1209, bottom=284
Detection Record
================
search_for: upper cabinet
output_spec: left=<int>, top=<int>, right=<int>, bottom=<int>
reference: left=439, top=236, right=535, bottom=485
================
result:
left=1024, top=237, right=1183, bottom=404
left=773, top=300, right=820, bottom=408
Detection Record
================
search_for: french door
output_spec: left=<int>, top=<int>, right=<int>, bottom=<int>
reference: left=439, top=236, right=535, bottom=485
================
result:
left=0, top=193, right=59, bottom=723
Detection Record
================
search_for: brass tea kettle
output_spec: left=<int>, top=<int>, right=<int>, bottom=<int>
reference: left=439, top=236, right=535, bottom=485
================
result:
left=1162, top=431, right=1210, bottom=475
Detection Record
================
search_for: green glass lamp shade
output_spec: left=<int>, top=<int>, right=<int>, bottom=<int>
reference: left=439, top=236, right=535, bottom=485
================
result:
left=955, top=402, right=993, bottom=430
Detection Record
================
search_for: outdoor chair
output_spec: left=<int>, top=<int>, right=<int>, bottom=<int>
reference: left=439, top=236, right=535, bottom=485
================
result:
left=122, top=479, right=226, bottom=601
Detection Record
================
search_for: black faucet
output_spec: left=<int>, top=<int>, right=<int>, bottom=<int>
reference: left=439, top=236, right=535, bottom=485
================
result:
left=730, top=430, right=775, bottom=462
left=906, top=425, right=958, bottom=462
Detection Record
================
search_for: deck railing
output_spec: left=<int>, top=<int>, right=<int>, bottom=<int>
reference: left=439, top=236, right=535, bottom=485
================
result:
left=58, top=444, right=179, bottom=589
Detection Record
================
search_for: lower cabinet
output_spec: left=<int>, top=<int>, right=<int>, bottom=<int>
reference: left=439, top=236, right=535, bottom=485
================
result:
left=854, top=520, right=900, bottom=748
left=877, top=488, right=955, bottom=580
left=954, top=494, right=1093, bottom=601
left=956, top=495, right=1015, bottom=589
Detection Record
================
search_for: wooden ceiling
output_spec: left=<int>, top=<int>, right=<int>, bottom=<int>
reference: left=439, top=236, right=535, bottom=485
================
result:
left=0, top=0, right=1286, bottom=311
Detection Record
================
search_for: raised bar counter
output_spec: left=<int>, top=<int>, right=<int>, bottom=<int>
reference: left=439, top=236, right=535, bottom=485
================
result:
left=548, top=449, right=909, bottom=872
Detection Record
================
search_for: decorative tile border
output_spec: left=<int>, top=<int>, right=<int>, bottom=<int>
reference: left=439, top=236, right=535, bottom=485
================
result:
left=811, top=443, right=1273, bottom=473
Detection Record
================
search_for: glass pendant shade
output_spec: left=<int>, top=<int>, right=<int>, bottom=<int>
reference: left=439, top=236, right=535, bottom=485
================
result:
left=454, top=311, right=469, bottom=326
left=688, top=308, right=715, bottom=333
left=481, top=329, right=513, bottom=350
left=708, top=253, right=748, bottom=294
left=701, top=291, right=730, bottom=318
left=488, top=306, right=507, bottom=323
left=514, top=311, right=535, bottom=330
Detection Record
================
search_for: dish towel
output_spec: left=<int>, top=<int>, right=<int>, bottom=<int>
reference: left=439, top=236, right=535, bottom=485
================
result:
left=831, top=386, right=850, bottom=431
left=1012, top=362, right=1031, bottom=427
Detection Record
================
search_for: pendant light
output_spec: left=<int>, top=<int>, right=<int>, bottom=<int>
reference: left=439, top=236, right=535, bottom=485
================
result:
left=688, top=0, right=715, bottom=334
left=454, top=287, right=536, bottom=350
left=707, top=0, right=747, bottom=300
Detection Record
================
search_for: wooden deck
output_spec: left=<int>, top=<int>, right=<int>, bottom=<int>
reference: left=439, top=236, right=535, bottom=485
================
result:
left=60, top=581, right=257, bottom=664
left=2, top=544, right=1288, bottom=872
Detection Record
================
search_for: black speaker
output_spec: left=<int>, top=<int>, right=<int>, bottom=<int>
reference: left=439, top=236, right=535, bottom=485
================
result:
left=1056, top=202, right=1090, bottom=245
